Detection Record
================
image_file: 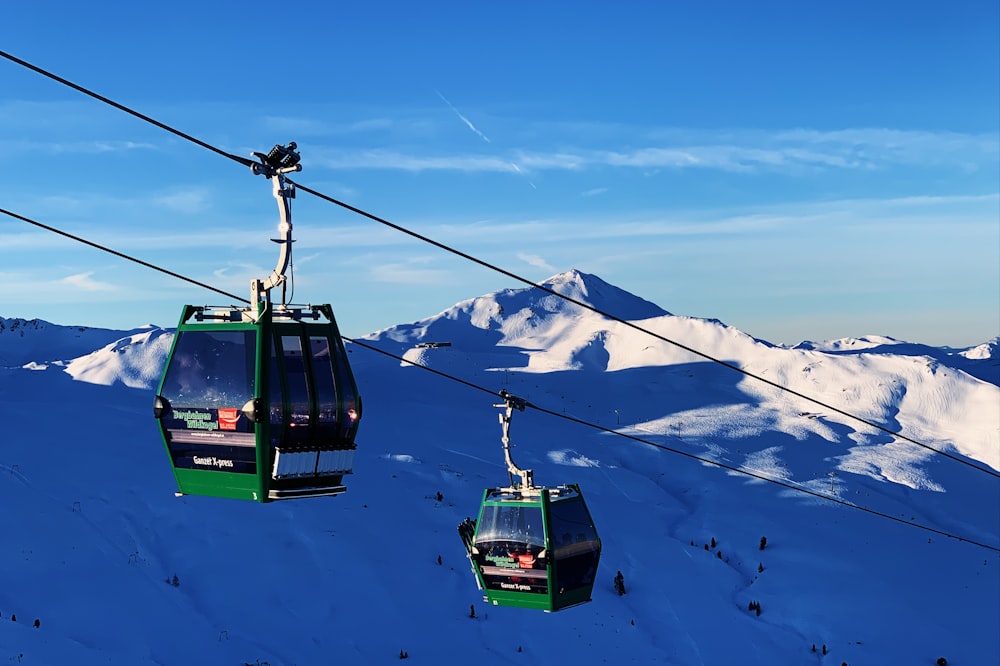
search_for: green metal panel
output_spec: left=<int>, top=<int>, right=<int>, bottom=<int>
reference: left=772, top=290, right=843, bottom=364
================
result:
left=173, top=468, right=264, bottom=502
left=253, top=304, right=272, bottom=502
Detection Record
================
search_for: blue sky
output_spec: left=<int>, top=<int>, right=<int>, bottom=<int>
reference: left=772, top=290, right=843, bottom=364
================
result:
left=1, top=1, right=997, bottom=346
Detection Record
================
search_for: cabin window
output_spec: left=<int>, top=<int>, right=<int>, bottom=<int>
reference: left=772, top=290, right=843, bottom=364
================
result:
left=161, top=330, right=255, bottom=409
left=548, top=498, right=600, bottom=592
left=475, top=504, right=546, bottom=549
left=282, top=335, right=311, bottom=427
left=310, top=336, right=338, bottom=426
left=475, top=503, right=548, bottom=595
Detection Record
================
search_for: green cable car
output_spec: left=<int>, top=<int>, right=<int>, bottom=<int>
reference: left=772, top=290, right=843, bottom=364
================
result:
left=459, top=392, right=601, bottom=611
left=153, top=143, right=361, bottom=502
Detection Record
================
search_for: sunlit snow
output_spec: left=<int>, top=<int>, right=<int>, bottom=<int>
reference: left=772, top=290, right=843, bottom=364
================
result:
left=1, top=271, right=997, bottom=665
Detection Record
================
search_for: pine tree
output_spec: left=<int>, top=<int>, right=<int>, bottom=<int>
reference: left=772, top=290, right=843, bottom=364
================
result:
left=759, top=536, right=767, bottom=550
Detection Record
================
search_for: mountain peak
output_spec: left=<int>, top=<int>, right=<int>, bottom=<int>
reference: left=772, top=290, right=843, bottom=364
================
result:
left=366, top=270, right=670, bottom=346
left=536, top=269, right=670, bottom=321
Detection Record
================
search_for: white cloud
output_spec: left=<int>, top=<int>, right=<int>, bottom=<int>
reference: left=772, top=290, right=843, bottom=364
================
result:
left=369, top=261, right=451, bottom=285
left=262, top=115, right=394, bottom=136
left=516, top=252, right=556, bottom=272
left=153, top=188, right=210, bottom=214
left=312, top=149, right=520, bottom=173
left=304, top=126, right=997, bottom=175
left=60, top=272, right=115, bottom=292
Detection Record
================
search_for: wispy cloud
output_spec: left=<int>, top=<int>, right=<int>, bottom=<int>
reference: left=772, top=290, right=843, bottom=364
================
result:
left=1, top=138, right=158, bottom=156
left=153, top=187, right=210, bottom=214
left=263, top=115, right=394, bottom=135
left=60, top=272, right=115, bottom=292
left=312, top=149, right=521, bottom=172
left=369, top=260, right=452, bottom=285
left=306, top=126, right=998, bottom=176
left=517, top=252, right=556, bottom=272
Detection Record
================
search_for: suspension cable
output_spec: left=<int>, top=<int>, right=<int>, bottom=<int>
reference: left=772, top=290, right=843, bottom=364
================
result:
left=1, top=48, right=997, bottom=481
left=0, top=50, right=253, bottom=169
left=0, top=206, right=246, bottom=303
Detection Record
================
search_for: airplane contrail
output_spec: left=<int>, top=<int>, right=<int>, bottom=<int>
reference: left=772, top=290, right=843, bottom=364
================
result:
left=435, top=89, right=535, bottom=188
left=435, top=90, right=491, bottom=144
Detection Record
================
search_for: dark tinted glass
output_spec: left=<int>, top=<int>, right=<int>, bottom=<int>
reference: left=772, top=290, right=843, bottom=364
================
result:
left=548, top=497, right=600, bottom=592
left=161, top=330, right=255, bottom=409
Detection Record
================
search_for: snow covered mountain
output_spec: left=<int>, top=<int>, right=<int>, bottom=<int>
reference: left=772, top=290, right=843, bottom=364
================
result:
left=1, top=270, right=997, bottom=665
left=0, top=317, right=154, bottom=368
left=365, top=270, right=999, bottom=471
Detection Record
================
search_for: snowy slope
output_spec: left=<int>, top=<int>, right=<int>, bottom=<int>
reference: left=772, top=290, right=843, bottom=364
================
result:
left=0, top=318, right=155, bottom=368
left=0, top=271, right=997, bottom=666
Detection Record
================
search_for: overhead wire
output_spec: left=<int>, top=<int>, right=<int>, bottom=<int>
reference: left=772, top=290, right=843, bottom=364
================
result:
left=1, top=47, right=998, bottom=483
left=0, top=202, right=997, bottom=553
left=0, top=206, right=245, bottom=304
left=0, top=50, right=255, bottom=170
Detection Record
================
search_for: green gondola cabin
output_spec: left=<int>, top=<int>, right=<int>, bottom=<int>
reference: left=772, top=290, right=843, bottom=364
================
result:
left=459, top=392, right=601, bottom=611
left=154, top=303, right=360, bottom=501
left=153, top=143, right=362, bottom=502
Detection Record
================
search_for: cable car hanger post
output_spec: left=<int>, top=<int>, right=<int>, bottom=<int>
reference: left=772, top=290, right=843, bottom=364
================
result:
left=248, top=141, right=302, bottom=316
left=496, top=389, right=536, bottom=493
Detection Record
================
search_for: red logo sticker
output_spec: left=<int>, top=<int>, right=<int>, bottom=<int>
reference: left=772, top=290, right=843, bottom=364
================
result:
left=218, top=408, right=239, bottom=431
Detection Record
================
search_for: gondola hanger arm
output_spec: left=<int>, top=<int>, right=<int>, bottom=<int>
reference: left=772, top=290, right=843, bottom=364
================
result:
left=494, top=390, right=534, bottom=490
left=249, top=142, right=302, bottom=309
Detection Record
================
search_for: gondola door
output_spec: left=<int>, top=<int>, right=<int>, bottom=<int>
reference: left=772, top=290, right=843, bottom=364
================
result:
left=154, top=307, right=269, bottom=501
